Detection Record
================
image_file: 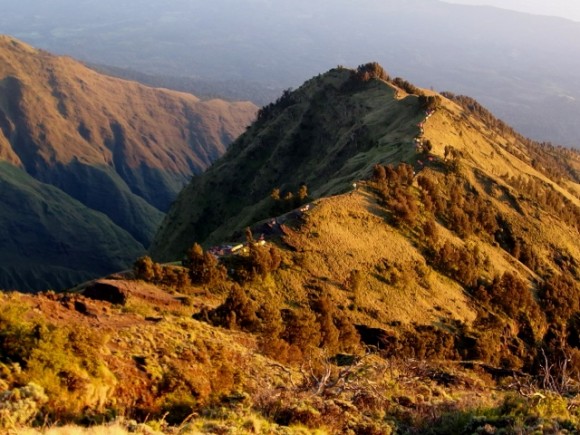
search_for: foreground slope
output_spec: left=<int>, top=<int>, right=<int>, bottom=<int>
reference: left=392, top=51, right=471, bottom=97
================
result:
left=0, top=35, right=256, bottom=290
left=1, top=183, right=579, bottom=432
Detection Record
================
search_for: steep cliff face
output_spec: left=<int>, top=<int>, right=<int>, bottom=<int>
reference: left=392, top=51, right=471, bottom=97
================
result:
left=0, top=35, right=257, bottom=290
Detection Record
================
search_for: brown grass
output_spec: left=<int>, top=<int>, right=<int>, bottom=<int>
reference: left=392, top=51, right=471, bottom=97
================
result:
left=0, top=35, right=256, bottom=173
left=271, top=190, right=476, bottom=326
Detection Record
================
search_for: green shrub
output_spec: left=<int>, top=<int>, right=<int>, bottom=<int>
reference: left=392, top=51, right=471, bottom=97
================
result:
left=0, top=383, right=48, bottom=428
left=0, top=305, right=37, bottom=366
left=184, top=243, right=226, bottom=286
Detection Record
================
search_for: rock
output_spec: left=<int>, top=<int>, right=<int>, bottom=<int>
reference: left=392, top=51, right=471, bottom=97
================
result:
left=74, top=300, right=89, bottom=314
left=355, top=324, right=394, bottom=349
left=145, top=316, right=163, bottom=323
left=83, top=281, right=128, bottom=305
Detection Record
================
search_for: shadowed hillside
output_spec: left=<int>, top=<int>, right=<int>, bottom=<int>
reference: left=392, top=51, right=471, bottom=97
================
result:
left=0, top=35, right=257, bottom=291
left=0, top=163, right=144, bottom=291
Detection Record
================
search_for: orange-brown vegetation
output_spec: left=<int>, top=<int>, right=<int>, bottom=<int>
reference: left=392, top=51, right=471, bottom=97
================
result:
left=3, top=63, right=580, bottom=433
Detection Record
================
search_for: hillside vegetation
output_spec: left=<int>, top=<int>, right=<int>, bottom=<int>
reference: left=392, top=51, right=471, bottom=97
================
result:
left=0, top=35, right=257, bottom=291
left=151, top=64, right=579, bottom=261
left=0, top=163, right=143, bottom=291
left=151, top=66, right=426, bottom=260
left=2, top=63, right=580, bottom=433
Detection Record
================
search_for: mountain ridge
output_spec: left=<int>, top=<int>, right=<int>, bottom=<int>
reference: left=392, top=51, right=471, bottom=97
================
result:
left=151, top=65, right=580, bottom=262
left=4, top=1, right=580, bottom=147
left=151, top=67, right=426, bottom=260
left=1, top=62, right=580, bottom=433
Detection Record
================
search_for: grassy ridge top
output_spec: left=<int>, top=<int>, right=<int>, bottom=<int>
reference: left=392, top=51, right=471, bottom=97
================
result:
left=152, top=64, right=580, bottom=262
left=151, top=68, right=426, bottom=260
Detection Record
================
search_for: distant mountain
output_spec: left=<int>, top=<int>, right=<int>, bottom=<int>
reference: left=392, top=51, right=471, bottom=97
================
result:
left=443, top=0, right=580, bottom=22
left=90, top=63, right=282, bottom=107
left=2, top=0, right=580, bottom=147
left=0, top=35, right=257, bottom=291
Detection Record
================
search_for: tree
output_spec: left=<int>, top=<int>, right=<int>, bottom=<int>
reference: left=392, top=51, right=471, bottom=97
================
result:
left=298, top=183, right=308, bottom=202
left=133, top=256, right=155, bottom=282
left=312, top=295, right=340, bottom=351
left=245, top=227, right=254, bottom=243
left=346, top=269, right=364, bottom=306
left=354, top=62, right=389, bottom=82
left=419, top=95, right=441, bottom=111
left=282, top=309, right=321, bottom=350
left=443, top=146, right=462, bottom=173
left=248, top=244, right=282, bottom=279
left=222, top=284, right=261, bottom=331
left=444, top=145, right=452, bottom=161
left=422, top=218, right=438, bottom=242
left=184, top=243, right=225, bottom=285
left=249, top=243, right=271, bottom=278
left=372, top=164, right=387, bottom=184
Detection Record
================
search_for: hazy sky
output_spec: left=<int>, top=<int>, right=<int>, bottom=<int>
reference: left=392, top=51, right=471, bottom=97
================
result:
left=443, top=0, right=580, bottom=22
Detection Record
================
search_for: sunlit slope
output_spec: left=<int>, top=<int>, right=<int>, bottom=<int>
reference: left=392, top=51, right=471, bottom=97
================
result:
left=0, top=35, right=256, bottom=214
left=152, top=65, right=579, bottom=279
left=151, top=68, right=426, bottom=260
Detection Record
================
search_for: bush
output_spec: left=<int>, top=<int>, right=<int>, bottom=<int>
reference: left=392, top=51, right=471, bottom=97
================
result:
left=269, top=184, right=309, bottom=214
left=0, top=383, right=48, bottom=427
left=354, top=62, right=389, bottom=82
left=197, top=284, right=261, bottom=332
left=430, top=241, right=481, bottom=287
left=228, top=243, right=283, bottom=283
left=281, top=308, right=321, bottom=353
left=0, top=305, right=37, bottom=366
left=540, top=275, right=579, bottom=325
left=391, top=77, right=420, bottom=94
left=184, top=243, right=226, bottom=286
left=0, top=302, right=112, bottom=421
left=418, top=95, right=441, bottom=111
left=133, top=256, right=156, bottom=282
left=133, top=256, right=191, bottom=290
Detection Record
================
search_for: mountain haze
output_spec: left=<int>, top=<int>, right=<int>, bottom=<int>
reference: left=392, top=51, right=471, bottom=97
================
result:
left=3, top=0, right=580, bottom=147
left=0, top=35, right=257, bottom=291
